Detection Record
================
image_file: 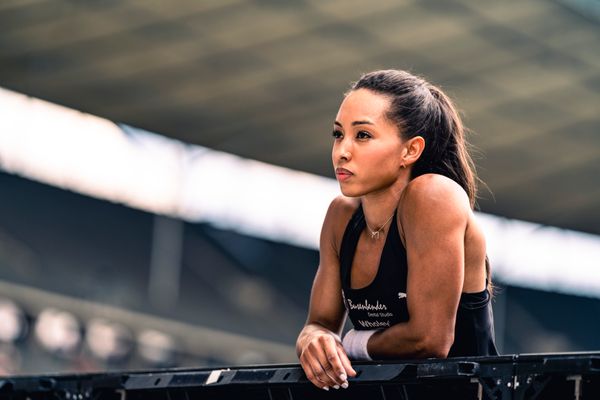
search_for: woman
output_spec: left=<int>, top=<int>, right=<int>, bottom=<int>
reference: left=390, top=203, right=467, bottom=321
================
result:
left=296, top=70, right=498, bottom=391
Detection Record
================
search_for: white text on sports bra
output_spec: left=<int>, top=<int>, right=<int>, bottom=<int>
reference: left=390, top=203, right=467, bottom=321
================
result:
left=347, top=299, right=387, bottom=311
left=358, top=320, right=391, bottom=328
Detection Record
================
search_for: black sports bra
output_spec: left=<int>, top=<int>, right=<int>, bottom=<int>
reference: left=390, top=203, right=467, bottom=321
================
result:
left=339, top=204, right=498, bottom=357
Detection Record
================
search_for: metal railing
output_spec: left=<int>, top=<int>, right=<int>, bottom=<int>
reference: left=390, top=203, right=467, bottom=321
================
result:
left=2, top=352, right=600, bottom=399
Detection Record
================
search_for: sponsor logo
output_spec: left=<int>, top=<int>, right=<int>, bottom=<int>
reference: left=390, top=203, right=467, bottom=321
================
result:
left=358, top=320, right=391, bottom=328
left=346, top=299, right=387, bottom=311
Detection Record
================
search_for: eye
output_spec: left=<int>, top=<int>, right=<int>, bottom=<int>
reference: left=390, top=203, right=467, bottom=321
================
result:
left=332, top=130, right=343, bottom=139
left=356, top=130, right=372, bottom=140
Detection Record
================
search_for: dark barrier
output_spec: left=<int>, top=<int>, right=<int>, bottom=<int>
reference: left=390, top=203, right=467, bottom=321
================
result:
left=1, top=352, right=600, bottom=399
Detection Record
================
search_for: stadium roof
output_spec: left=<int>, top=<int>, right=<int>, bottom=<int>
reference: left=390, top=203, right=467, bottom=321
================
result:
left=1, top=0, right=598, bottom=234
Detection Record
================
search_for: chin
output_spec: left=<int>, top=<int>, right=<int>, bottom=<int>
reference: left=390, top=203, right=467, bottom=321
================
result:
left=339, top=184, right=364, bottom=198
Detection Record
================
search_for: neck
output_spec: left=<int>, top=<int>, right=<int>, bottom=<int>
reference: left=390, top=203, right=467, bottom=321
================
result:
left=361, top=176, right=409, bottom=229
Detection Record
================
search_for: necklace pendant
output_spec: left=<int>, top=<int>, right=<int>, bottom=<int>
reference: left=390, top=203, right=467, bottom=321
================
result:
left=370, top=231, right=380, bottom=239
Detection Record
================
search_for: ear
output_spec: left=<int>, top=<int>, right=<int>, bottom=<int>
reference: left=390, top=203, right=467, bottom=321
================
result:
left=402, top=136, right=425, bottom=167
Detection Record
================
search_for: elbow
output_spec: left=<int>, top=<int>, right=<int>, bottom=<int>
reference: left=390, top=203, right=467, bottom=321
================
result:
left=414, top=333, right=454, bottom=359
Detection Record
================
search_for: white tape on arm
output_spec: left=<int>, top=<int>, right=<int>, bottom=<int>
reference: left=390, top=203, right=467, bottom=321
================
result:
left=342, top=329, right=378, bottom=361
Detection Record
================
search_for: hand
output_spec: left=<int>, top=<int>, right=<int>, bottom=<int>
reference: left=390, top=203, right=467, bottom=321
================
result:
left=298, top=330, right=357, bottom=390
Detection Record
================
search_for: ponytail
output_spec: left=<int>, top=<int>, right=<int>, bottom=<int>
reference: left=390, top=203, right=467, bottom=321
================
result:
left=350, top=69, right=491, bottom=290
left=352, top=70, right=480, bottom=208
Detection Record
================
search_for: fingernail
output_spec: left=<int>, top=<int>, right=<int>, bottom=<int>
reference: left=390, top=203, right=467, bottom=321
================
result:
left=322, top=386, right=329, bottom=391
left=333, top=385, right=340, bottom=390
left=340, top=373, right=347, bottom=381
left=342, top=382, right=349, bottom=389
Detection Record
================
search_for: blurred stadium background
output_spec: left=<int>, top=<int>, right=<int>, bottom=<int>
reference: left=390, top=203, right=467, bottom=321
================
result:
left=0, top=0, right=599, bottom=375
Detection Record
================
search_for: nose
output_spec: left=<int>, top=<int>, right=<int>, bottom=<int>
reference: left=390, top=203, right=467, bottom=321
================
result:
left=334, top=140, right=352, bottom=163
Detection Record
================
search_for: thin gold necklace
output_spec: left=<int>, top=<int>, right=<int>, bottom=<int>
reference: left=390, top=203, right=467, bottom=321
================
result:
left=365, top=212, right=395, bottom=239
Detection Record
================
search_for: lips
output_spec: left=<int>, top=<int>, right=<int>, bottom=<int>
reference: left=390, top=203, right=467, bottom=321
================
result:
left=335, top=167, right=353, bottom=181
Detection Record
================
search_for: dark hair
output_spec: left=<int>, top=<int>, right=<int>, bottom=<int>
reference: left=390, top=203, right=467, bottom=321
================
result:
left=351, top=69, right=492, bottom=291
left=350, top=69, right=479, bottom=208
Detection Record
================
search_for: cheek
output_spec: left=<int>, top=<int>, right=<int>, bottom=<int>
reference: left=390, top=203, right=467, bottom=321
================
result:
left=367, top=147, right=402, bottom=169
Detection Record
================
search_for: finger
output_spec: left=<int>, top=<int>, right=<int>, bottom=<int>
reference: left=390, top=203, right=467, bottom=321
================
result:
left=301, top=350, right=334, bottom=390
left=317, top=336, right=348, bottom=386
left=300, top=353, right=326, bottom=389
left=310, top=355, right=338, bottom=389
left=336, top=342, right=357, bottom=377
left=311, top=350, right=340, bottom=388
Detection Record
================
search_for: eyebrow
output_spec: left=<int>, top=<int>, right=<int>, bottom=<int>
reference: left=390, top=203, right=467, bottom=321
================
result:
left=334, top=120, right=375, bottom=127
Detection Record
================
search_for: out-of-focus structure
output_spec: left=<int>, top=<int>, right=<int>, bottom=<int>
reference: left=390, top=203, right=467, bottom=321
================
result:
left=0, top=0, right=599, bottom=374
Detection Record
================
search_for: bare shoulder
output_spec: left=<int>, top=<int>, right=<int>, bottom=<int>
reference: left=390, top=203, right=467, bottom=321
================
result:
left=322, top=195, right=360, bottom=254
left=402, top=173, right=470, bottom=214
left=325, top=195, right=360, bottom=229
left=399, top=174, right=471, bottom=234
left=328, top=195, right=360, bottom=216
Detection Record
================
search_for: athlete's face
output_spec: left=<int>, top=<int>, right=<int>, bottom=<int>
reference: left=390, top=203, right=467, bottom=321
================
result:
left=332, top=89, right=406, bottom=197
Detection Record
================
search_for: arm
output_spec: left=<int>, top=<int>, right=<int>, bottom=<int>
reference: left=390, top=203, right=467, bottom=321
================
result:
left=297, top=197, right=357, bottom=389
left=367, top=174, right=469, bottom=359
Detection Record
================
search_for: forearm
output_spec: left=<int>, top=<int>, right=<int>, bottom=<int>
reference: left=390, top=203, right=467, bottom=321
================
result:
left=366, top=322, right=451, bottom=360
